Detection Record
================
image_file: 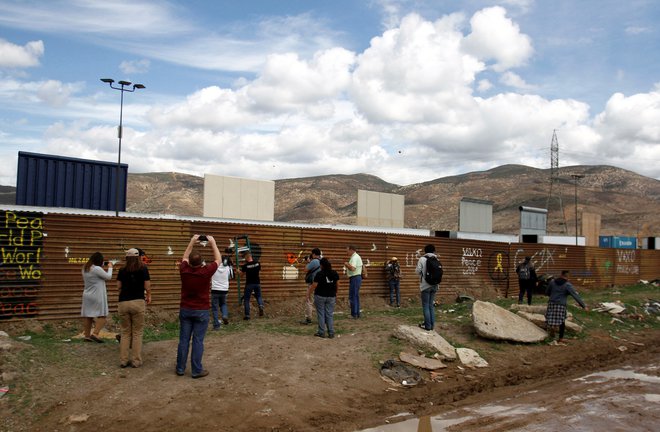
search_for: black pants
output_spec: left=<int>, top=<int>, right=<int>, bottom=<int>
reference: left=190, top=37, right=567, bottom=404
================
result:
left=518, top=279, right=534, bottom=305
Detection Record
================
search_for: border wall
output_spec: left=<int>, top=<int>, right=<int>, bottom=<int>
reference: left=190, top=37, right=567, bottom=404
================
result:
left=2, top=209, right=658, bottom=321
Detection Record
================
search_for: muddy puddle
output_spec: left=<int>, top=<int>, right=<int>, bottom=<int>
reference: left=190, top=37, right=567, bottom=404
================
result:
left=359, top=361, right=660, bottom=431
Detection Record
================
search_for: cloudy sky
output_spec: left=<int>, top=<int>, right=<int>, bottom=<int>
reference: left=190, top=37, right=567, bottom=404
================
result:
left=0, top=0, right=659, bottom=187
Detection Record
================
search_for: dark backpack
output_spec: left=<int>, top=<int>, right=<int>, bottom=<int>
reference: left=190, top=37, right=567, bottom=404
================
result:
left=518, top=264, right=530, bottom=280
left=424, top=255, right=443, bottom=285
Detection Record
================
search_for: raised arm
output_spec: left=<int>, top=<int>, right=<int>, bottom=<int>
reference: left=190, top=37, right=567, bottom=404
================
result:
left=182, top=235, right=199, bottom=263
left=207, top=235, right=221, bottom=265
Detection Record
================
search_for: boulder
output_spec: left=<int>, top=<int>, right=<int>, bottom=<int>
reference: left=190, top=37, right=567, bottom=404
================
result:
left=473, top=300, right=548, bottom=343
left=393, top=325, right=457, bottom=361
left=517, top=311, right=583, bottom=333
left=399, top=351, right=447, bottom=370
left=456, top=348, right=489, bottom=368
left=509, top=304, right=548, bottom=314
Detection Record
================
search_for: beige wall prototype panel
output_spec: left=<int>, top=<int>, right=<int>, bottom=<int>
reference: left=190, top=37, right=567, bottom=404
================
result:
left=357, top=190, right=404, bottom=228
left=203, top=174, right=274, bottom=221
left=459, top=198, right=493, bottom=233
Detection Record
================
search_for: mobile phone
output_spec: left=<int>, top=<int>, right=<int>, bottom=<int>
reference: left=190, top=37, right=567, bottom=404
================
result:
left=198, top=235, right=208, bottom=242
left=103, top=261, right=109, bottom=266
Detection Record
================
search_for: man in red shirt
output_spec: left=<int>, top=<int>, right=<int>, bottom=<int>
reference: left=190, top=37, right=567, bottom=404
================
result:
left=175, top=234, right=220, bottom=378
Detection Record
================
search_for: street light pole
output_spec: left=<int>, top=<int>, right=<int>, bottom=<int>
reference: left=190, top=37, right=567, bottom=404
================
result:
left=571, top=174, right=584, bottom=246
left=100, top=78, right=145, bottom=216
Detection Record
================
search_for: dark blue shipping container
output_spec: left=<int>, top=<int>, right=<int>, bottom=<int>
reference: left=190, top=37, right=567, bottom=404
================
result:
left=599, top=235, right=637, bottom=249
left=15, top=151, right=127, bottom=211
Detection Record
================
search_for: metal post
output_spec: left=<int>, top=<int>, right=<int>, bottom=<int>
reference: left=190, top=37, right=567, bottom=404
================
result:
left=100, top=79, right=145, bottom=216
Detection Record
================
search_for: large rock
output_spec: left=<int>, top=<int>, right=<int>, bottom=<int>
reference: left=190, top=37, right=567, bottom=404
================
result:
left=517, top=311, right=583, bottom=333
left=456, top=348, right=489, bottom=368
left=509, top=304, right=548, bottom=314
left=393, top=325, right=457, bottom=361
left=473, top=300, right=548, bottom=343
left=399, top=351, right=447, bottom=370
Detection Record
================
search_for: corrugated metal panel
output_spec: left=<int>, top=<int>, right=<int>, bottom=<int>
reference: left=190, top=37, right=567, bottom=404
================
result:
left=16, top=151, right=127, bottom=211
left=3, top=209, right=660, bottom=321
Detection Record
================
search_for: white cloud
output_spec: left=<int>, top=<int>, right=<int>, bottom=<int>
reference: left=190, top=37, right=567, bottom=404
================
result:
left=119, top=59, right=151, bottom=74
left=462, top=6, right=533, bottom=72
left=499, top=71, right=537, bottom=91
left=625, top=26, right=651, bottom=35
left=0, top=39, right=44, bottom=68
left=477, top=79, right=493, bottom=92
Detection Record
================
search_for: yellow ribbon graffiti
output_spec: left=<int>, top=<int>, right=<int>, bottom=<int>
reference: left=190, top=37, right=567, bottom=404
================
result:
left=494, top=253, right=504, bottom=273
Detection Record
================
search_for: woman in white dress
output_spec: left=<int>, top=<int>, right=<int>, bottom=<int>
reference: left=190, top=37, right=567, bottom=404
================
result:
left=81, top=252, right=113, bottom=342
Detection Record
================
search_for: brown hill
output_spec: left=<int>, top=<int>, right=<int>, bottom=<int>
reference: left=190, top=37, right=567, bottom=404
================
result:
left=2, top=165, right=659, bottom=236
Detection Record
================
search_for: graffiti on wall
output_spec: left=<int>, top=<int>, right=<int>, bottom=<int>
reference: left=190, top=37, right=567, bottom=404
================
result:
left=488, top=251, right=509, bottom=281
left=0, top=211, right=43, bottom=319
left=461, top=247, right=482, bottom=275
left=513, top=247, right=556, bottom=273
left=615, top=249, right=639, bottom=275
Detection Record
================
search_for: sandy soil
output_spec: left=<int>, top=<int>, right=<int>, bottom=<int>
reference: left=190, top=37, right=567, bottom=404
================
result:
left=1, top=299, right=658, bottom=432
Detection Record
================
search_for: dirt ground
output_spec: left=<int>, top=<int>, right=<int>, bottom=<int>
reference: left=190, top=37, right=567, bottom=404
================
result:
left=1, top=298, right=659, bottom=432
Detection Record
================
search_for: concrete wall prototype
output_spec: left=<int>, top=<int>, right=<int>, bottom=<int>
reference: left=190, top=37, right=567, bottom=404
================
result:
left=582, top=212, right=601, bottom=247
left=1, top=207, right=659, bottom=321
left=356, top=190, right=404, bottom=228
left=203, top=174, right=274, bottom=221
left=459, top=198, right=493, bottom=233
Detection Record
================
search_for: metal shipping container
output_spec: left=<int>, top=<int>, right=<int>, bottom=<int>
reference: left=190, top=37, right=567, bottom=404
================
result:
left=15, top=151, right=127, bottom=212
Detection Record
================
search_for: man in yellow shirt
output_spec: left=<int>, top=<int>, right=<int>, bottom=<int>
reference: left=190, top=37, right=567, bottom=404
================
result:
left=344, top=245, right=363, bottom=319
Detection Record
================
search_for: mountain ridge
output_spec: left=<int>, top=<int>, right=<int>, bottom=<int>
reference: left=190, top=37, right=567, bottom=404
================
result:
left=1, top=165, right=658, bottom=236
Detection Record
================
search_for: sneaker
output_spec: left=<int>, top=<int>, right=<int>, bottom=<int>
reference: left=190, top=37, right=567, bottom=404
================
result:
left=418, top=323, right=430, bottom=331
left=175, top=369, right=185, bottom=376
left=120, top=362, right=130, bottom=368
left=115, top=334, right=121, bottom=343
left=328, top=333, right=335, bottom=339
left=212, top=327, right=220, bottom=331
left=192, top=370, right=209, bottom=379
left=259, top=306, right=264, bottom=317
left=314, top=332, right=325, bottom=338
left=90, top=334, right=104, bottom=343
left=243, top=316, right=250, bottom=320
left=222, top=317, right=229, bottom=325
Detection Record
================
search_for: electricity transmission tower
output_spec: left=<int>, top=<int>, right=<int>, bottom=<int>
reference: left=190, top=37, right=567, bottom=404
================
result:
left=545, top=130, right=568, bottom=233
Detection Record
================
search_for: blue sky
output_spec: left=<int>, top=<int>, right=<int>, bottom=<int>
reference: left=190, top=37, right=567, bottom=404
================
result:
left=0, top=0, right=659, bottom=187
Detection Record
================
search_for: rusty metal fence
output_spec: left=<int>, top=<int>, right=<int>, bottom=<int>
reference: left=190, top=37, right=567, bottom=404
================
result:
left=2, top=209, right=659, bottom=321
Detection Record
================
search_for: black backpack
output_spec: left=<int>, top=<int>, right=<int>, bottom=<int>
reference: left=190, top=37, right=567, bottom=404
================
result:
left=424, top=255, right=443, bottom=285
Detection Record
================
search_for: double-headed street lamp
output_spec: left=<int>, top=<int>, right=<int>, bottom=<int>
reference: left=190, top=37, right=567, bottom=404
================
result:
left=571, top=174, right=585, bottom=246
left=100, top=78, right=145, bottom=216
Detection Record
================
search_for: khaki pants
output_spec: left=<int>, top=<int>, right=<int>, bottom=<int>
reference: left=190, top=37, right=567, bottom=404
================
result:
left=118, top=299, right=146, bottom=366
left=305, top=285, right=314, bottom=319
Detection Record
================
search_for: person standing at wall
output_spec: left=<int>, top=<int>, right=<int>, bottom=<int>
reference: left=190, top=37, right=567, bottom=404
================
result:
left=545, top=270, right=589, bottom=345
left=210, top=251, right=233, bottom=330
left=81, top=252, right=113, bottom=343
left=176, top=234, right=220, bottom=379
left=516, top=256, right=537, bottom=305
left=384, top=257, right=401, bottom=308
left=415, top=244, right=442, bottom=331
left=308, top=257, right=340, bottom=338
left=344, top=245, right=363, bottom=319
left=241, top=251, right=264, bottom=320
left=116, top=248, right=151, bottom=368
left=301, top=248, right=322, bottom=325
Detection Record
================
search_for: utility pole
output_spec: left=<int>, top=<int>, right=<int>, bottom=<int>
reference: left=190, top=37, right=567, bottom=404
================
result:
left=545, top=130, right=568, bottom=233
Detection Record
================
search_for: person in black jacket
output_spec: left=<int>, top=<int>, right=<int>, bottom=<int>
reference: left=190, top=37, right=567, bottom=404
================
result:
left=308, top=257, right=340, bottom=338
left=515, top=256, right=537, bottom=305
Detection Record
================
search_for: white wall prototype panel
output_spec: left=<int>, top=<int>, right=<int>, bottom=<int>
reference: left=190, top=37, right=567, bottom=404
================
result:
left=203, top=174, right=274, bottom=221
left=357, top=190, right=404, bottom=228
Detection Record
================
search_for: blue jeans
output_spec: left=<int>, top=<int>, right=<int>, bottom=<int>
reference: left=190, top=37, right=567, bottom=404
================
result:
left=314, top=295, right=336, bottom=336
left=388, top=279, right=400, bottom=306
left=348, top=276, right=362, bottom=318
left=211, top=291, right=228, bottom=328
left=420, top=286, right=438, bottom=330
left=176, top=308, right=209, bottom=375
left=244, top=283, right=264, bottom=318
